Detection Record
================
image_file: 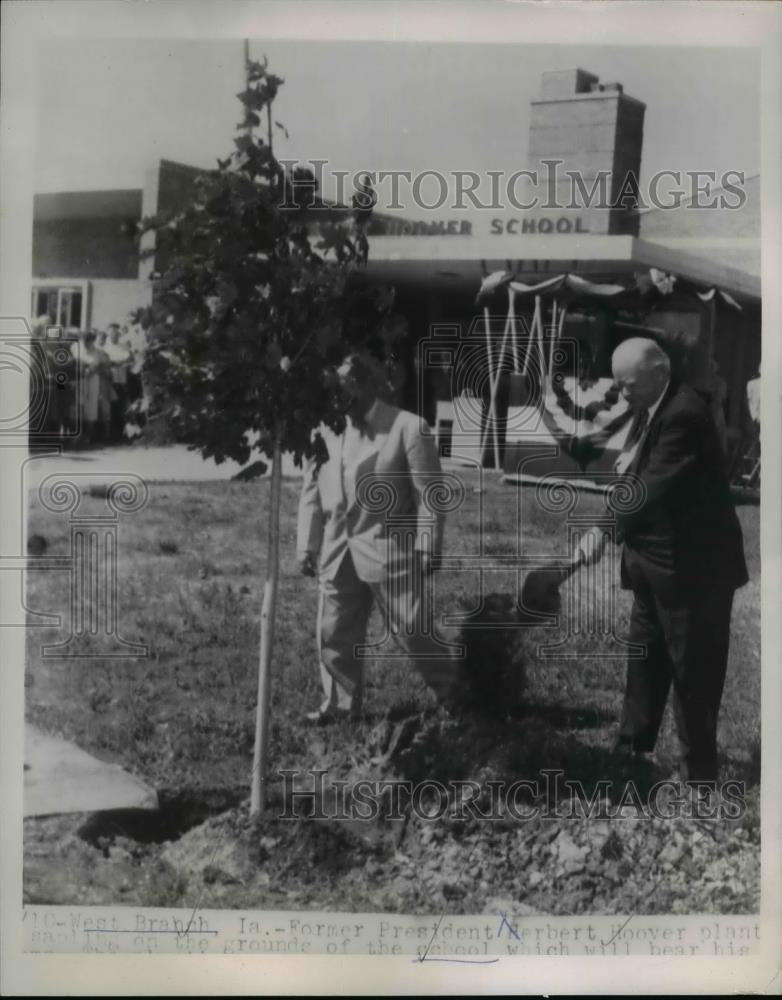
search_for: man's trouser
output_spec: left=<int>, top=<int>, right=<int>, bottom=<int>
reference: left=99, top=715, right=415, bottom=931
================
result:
left=316, top=551, right=461, bottom=714
left=618, top=568, right=735, bottom=782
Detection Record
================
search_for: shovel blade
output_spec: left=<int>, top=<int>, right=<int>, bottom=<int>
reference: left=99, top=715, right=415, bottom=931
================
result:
left=521, top=558, right=581, bottom=617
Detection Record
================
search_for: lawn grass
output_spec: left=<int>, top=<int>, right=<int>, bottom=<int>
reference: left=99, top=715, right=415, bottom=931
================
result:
left=25, top=466, right=760, bottom=787
left=23, top=466, right=761, bottom=913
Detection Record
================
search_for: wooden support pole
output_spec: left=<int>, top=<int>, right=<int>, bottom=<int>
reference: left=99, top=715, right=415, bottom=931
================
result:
left=250, top=431, right=282, bottom=815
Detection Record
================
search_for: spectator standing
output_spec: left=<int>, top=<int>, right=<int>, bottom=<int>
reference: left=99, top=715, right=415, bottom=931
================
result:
left=296, top=353, right=464, bottom=723
left=43, top=333, right=77, bottom=440
left=72, top=330, right=108, bottom=445
left=125, top=325, right=147, bottom=436
left=93, top=330, right=114, bottom=442
left=103, top=323, right=133, bottom=442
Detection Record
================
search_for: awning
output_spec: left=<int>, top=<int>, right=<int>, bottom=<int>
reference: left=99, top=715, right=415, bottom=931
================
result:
left=363, top=234, right=760, bottom=304
left=476, top=267, right=744, bottom=311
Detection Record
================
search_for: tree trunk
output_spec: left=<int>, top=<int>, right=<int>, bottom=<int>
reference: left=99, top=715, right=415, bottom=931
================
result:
left=250, top=430, right=283, bottom=815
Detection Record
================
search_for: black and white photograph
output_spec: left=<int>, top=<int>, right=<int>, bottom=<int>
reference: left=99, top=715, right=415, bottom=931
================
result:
left=1, top=1, right=780, bottom=994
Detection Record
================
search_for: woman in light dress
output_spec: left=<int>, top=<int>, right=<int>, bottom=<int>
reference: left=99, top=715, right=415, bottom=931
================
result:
left=72, top=329, right=111, bottom=444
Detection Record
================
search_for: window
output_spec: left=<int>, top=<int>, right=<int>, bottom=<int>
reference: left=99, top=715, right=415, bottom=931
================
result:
left=31, top=281, right=89, bottom=330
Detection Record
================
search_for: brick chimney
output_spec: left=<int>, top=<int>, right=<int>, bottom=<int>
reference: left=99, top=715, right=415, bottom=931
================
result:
left=528, top=69, right=646, bottom=235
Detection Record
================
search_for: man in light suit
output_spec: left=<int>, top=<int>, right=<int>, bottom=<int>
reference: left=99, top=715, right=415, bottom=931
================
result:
left=581, top=338, right=748, bottom=782
left=297, top=354, right=463, bottom=723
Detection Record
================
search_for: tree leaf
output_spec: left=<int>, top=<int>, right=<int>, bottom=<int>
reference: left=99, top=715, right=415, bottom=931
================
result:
left=136, top=59, right=406, bottom=472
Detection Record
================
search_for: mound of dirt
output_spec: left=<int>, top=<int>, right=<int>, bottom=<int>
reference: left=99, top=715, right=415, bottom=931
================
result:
left=24, top=709, right=760, bottom=916
left=153, top=712, right=760, bottom=916
left=443, top=592, right=536, bottom=717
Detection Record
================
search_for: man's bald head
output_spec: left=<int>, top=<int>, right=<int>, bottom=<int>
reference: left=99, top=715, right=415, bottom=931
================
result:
left=612, top=337, right=671, bottom=411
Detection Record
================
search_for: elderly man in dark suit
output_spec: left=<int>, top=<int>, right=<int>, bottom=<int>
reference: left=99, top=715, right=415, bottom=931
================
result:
left=581, top=337, right=748, bottom=783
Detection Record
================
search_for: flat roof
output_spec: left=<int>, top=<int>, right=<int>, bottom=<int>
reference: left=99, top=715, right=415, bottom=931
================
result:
left=34, top=189, right=142, bottom=221
left=363, top=235, right=760, bottom=303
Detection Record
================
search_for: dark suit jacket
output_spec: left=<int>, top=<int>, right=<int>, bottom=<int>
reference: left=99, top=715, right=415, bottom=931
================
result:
left=616, top=381, right=748, bottom=604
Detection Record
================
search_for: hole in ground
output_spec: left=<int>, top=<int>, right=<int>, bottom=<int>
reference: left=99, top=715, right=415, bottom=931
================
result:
left=77, top=787, right=246, bottom=848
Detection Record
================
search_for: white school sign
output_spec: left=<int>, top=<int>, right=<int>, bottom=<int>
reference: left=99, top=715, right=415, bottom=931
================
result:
left=375, top=214, right=591, bottom=237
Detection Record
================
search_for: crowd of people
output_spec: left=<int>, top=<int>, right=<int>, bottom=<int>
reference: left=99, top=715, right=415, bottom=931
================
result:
left=32, top=319, right=147, bottom=446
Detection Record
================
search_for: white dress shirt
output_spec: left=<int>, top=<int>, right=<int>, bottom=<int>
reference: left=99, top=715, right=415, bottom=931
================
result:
left=341, top=400, right=381, bottom=472
left=103, top=340, right=132, bottom=385
left=614, top=381, right=669, bottom=475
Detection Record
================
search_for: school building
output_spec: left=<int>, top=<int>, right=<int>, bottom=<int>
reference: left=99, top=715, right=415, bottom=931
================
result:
left=31, top=69, right=761, bottom=480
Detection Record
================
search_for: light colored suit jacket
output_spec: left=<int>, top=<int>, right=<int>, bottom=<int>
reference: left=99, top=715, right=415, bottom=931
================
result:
left=297, top=400, right=445, bottom=583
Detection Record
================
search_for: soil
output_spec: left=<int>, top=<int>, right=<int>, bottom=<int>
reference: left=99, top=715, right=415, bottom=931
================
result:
left=24, top=711, right=760, bottom=916
left=23, top=479, right=761, bottom=918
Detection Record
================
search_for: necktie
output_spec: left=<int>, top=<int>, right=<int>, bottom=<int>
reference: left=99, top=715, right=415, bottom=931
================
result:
left=626, top=407, right=649, bottom=448
left=614, top=407, right=649, bottom=475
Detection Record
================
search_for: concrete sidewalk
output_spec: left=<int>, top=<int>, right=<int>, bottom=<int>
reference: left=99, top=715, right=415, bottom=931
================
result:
left=25, top=724, right=158, bottom=817
left=22, top=444, right=473, bottom=490
left=23, top=444, right=303, bottom=490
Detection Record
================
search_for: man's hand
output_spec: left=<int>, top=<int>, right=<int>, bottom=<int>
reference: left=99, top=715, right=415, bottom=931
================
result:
left=577, top=526, right=607, bottom=567
left=298, top=551, right=317, bottom=577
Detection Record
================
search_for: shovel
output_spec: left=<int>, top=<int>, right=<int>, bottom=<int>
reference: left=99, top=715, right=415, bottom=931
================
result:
left=520, top=551, right=584, bottom=617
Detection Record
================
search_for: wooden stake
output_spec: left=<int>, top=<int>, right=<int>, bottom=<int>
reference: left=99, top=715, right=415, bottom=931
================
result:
left=250, top=431, right=282, bottom=815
